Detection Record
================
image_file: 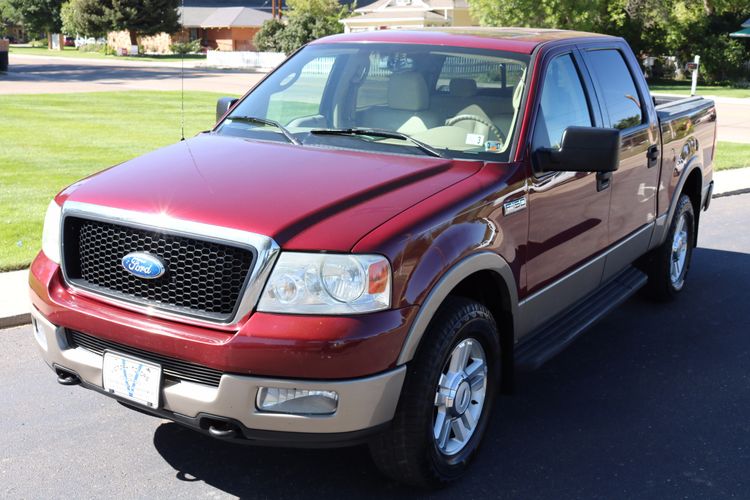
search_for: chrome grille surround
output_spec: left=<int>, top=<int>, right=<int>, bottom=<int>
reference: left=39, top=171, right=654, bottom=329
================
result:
left=59, top=201, right=280, bottom=327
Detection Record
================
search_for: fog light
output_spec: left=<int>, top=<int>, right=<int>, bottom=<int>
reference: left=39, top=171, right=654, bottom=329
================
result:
left=256, top=387, right=339, bottom=415
left=32, top=317, right=48, bottom=351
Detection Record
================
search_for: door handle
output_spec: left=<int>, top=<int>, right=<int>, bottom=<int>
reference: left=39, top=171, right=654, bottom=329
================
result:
left=647, top=145, right=659, bottom=168
left=596, top=172, right=611, bottom=192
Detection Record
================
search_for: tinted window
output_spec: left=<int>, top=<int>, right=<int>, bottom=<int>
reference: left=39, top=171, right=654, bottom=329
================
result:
left=533, top=54, right=592, bottom=149
left=586, top=49, right=643, bottom=130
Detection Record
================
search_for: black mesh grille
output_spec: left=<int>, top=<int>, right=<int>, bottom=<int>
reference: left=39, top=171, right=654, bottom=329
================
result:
left=62, top=217, right=255, bottom=321
left=67, top=330, right=224, bottom=387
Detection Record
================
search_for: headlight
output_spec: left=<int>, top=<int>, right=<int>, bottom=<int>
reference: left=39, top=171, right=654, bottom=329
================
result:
left=258, top=253, right=391, bottom=314
left=41, top=200, right=62, bottom=264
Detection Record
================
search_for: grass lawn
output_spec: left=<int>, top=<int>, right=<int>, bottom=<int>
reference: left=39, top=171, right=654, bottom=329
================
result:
left=9, top=45, right=206, bottom=63
left=716, top=142, right=750, bottom=171
left=649, top=80, right=750, bottom=98
left=0, top=91, right=230, bottom=271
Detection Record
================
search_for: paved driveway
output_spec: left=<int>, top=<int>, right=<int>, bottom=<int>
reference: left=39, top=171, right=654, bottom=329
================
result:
left=1, top=54, right=266, bottom=95
left=2, top=193, right=749, bottom=498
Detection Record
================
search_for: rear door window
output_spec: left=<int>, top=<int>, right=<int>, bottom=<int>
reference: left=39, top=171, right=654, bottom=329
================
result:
left=585, top=49, right=644, bottom=130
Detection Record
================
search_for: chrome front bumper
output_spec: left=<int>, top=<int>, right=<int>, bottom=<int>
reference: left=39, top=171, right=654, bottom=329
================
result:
left=30, top=307, right=405, bottom=437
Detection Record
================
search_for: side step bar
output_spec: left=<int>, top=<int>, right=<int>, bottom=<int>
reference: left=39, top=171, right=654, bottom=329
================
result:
left=515, top=266, right=648, bottom=371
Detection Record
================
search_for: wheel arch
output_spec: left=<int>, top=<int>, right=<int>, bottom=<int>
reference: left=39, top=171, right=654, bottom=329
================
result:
left=397, top=252, right=518, bottom=375
left=653, top=161, right=703, bottom=249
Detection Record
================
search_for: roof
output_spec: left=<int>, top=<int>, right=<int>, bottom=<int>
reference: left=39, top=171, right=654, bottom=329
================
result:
left=179, top=5, right=272, bottom=27
left=355, top=0, right=468, bottom=13
left=730, top=27, right=750, bottom=38
left=342, top=10, right=450, bottom=24
left=314, top=27, right=612, bottom=54
left=742, top=17, right=750, bottom=28
left=199, top=6, right=271, bottom=27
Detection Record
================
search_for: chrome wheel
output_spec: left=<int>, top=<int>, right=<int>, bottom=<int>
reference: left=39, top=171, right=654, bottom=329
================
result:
left=433, top=338, right=487, bottom=456
left=670, top=213, right=689, bottom=286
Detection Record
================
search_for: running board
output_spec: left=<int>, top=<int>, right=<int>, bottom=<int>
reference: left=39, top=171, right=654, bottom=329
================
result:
left=515, top=266, right=648, bottom=371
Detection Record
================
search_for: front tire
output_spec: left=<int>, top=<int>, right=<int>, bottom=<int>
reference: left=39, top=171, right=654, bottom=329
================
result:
left=369, top=297, right=500, bottom=488
left=642, top=194, right=696, bottom=300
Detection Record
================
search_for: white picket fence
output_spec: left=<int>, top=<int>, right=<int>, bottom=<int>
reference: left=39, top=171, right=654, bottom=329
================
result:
left=206, top=50, right=287, bottom=70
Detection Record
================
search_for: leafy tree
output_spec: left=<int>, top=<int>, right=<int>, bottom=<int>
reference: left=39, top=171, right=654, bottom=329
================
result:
left=254, top=0, right=351, bottom=54
left=0, top=0, right=21, bottom=38
left=468, top=0, right=750, bottom=83
left=61, top=0, right=110, bottom=37
left=9, top=0, right=63, bottom=40
left=254, top=18, right=285, bottom=52
left=108, top=0, right=180, bottom=45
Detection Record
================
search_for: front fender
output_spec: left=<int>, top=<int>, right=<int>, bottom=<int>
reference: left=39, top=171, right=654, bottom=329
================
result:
left=397, top=251, right=518, bottom=364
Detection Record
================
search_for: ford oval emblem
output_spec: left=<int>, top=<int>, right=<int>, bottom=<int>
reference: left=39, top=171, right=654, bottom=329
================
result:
left=121, top=252, right=166, bottom=280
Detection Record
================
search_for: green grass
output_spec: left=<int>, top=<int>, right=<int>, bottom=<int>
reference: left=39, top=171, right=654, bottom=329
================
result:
left=649, top=80, right=750, bottom=98
left=0, top=91, right=230, bottom=271
left=9, top=45, right=206, bottom=63
left=715, top=141, right=750, bottom=171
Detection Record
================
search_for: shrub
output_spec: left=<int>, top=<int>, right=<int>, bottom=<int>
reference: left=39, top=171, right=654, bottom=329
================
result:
left=77, top=42, right=104, bottom=52
left=169, top=39, right=201, bottom=55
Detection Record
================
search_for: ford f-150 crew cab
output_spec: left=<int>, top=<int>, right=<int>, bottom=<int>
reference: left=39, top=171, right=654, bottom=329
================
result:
left=29, top=28, right=717, bottom=487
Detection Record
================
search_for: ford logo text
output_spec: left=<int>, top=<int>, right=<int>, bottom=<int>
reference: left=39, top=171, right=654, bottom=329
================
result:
left=121, top=252, right=166, bottom=280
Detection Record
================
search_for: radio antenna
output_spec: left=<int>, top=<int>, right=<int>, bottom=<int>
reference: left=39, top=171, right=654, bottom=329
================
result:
left=180, top=0, right=185, bottom=141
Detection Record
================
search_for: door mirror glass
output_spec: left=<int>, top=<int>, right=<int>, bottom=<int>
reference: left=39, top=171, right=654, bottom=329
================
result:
left=216, top=97, right=238, bottom=122
left=533, top=126, right=620, bottom=173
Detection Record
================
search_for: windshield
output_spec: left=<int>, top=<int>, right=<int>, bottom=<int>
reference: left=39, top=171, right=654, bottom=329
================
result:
left=216, top=43, right=529, bottom=160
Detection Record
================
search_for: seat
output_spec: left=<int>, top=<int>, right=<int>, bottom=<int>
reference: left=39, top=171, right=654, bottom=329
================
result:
left=357, top=72, right=440, bottom=134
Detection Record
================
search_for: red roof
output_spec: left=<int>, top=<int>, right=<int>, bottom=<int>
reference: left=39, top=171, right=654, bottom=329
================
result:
left=313, top=27, right=613, bottom=54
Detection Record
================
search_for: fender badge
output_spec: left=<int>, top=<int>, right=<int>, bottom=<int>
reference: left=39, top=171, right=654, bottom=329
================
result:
left=503, top=196, right=527, bottom=216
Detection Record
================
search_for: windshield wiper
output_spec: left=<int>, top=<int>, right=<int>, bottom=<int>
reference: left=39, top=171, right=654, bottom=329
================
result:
left=225, top=115, right=301, bottom=145
left=309, top=127, right=444, bottom=158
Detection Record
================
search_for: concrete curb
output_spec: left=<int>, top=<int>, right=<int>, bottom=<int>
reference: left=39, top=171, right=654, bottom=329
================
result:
left=0, top=313, right=31, bottom=329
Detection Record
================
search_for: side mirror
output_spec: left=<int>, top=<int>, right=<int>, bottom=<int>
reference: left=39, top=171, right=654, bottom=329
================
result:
left=216, top=97, right=238, bottom=123
left=533, top=126, right=620, bottom=173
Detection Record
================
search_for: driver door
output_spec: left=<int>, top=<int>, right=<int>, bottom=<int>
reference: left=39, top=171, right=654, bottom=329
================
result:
left=523, top=49, right=612, bottom=332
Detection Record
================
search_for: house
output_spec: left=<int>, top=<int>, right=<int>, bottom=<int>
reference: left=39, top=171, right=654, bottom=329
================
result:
left=108, top=0, right=279, bottom=54
left=340, top=0, right=477, bottom=33
left=730, top=17, right=750, bottom=38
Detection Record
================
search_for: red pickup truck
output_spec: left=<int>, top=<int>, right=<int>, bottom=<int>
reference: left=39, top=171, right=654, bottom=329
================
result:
left=30, top=28, right=716, bottom=487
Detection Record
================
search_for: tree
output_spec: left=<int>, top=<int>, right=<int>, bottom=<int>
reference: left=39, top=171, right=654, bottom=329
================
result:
left=254, top=0, right=350, bottom=54
left=0, top=0, right=21, bottom=38
left=468, top=0, right=750, bottom=83
left=254, top=18, right=286, bottom=52
left=9, top=0, right=63, bottom=46
left=60, top=0, right=110, bottom=38
left=108, top=0, right=180, bottom=46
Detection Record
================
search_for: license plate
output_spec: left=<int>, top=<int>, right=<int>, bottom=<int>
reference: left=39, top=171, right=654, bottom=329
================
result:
left=102, top=351, right=162, bottom=408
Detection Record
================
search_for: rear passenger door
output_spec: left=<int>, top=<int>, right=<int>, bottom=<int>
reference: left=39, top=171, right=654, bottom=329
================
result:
left=580, top=46, right=660, bottom=250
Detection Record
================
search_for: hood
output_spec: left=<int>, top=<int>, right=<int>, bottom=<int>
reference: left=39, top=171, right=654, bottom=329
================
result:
left=60, top=134, right=483, bottom=251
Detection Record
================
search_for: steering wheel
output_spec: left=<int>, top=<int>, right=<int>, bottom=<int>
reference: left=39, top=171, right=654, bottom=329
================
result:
left=445, top=114, right=506, bottom=144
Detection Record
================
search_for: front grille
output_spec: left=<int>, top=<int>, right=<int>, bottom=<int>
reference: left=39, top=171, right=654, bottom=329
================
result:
left=67, top=330, right=224, bottom=387
left=62, top=217, right=255, bottom=322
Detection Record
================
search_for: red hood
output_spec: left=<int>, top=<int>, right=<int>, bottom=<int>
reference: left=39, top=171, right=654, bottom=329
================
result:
left=59, top=134, right=482, bottom=251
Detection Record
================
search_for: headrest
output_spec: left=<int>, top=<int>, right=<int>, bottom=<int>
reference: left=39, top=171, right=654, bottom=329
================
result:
left=449, top=78, right=478, bottom=97
left=388, top=72, right=429, bottom=111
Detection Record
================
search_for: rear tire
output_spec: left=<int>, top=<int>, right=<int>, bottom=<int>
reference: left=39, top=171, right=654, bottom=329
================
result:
left=369, top=297, right=500, bottom=488
left=642, top=194, right=695, bottom=301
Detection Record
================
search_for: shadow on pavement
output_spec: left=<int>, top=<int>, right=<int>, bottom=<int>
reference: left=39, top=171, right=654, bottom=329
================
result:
left=153, top=247, right=750, bottom=498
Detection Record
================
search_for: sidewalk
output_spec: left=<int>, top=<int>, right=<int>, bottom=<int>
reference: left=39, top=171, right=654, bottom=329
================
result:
left=1, top=167, right=748, bottom=328
left=0, top=269, right=30, bottom=328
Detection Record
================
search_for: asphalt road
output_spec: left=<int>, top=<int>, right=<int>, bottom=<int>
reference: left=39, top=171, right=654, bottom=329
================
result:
left=2, top=193, right=749, bottom=499
left=2, top=54, right=266, bottom=95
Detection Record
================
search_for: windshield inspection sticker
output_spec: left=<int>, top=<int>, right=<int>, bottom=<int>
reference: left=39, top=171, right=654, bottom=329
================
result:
left=485, top=141, right=503, bottom=152
left=465, top=133, right=485, bottom=146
